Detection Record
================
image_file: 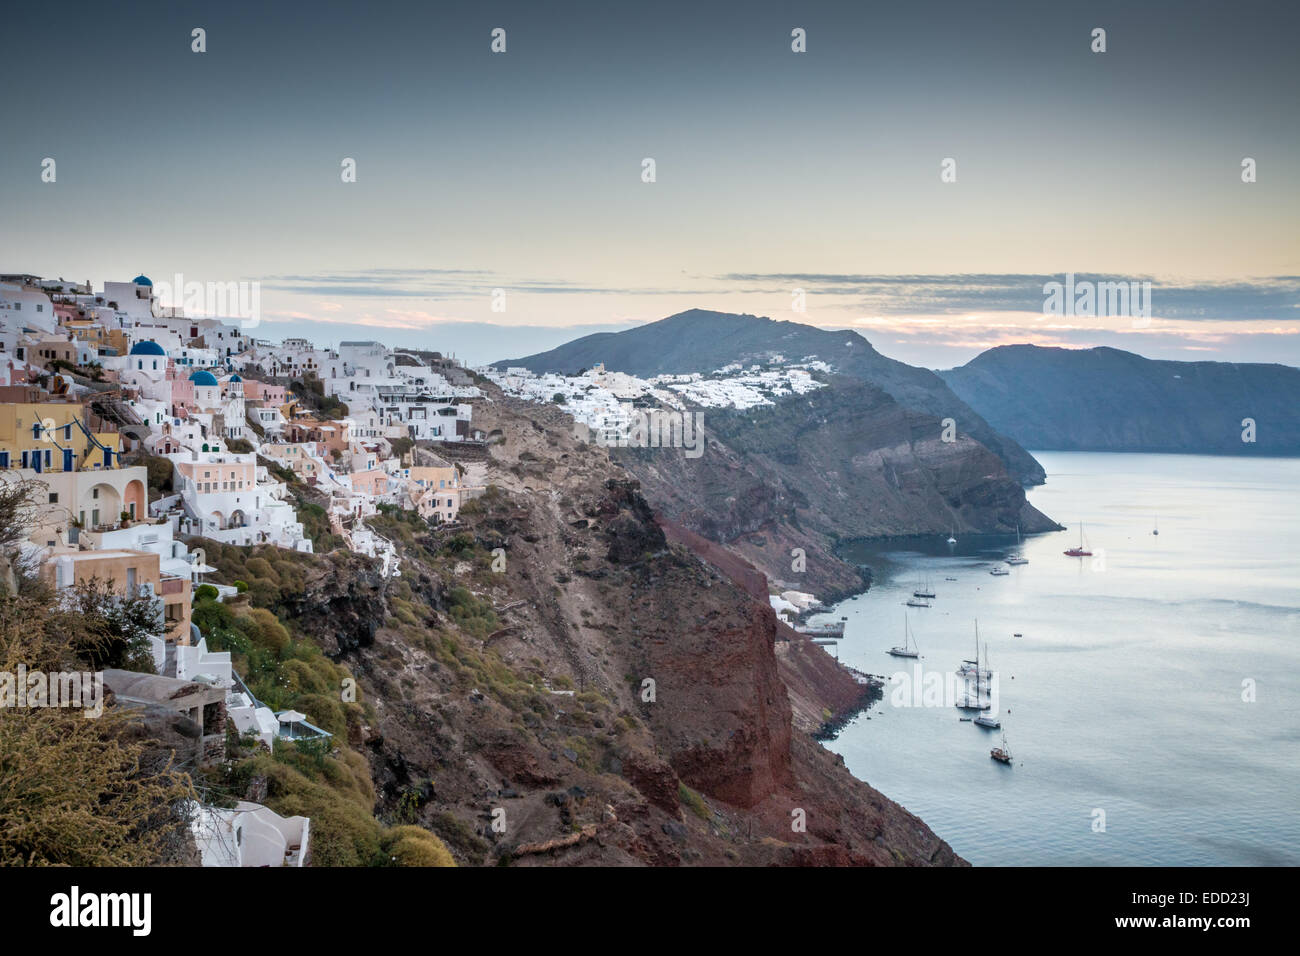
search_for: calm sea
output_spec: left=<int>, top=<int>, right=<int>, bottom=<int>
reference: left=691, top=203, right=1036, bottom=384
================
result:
left=815, top=451, right=1300, bottom=866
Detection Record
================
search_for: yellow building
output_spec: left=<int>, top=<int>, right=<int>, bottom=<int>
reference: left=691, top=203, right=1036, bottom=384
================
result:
left=0, top=402, right=124, bottom=474
left=407, top=464, right=459, bottom=492
left=0, top=403, right=147, bottom=546
left=407, top=465, right=463, bottom=523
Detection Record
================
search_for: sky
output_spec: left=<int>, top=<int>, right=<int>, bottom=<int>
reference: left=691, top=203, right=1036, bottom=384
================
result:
left=2, top=0, right=1297, bottom=368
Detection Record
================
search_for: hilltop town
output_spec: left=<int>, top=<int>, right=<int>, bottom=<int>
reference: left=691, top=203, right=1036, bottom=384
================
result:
left=0, top=272, right=492, bottom=865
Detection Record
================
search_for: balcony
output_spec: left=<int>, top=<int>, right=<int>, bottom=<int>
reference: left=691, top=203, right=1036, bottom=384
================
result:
left=160, top=575, right=186, bottom=596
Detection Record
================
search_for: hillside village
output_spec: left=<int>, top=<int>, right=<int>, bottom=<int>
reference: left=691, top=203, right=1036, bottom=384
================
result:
left=0, top=272, right=498, bottom=865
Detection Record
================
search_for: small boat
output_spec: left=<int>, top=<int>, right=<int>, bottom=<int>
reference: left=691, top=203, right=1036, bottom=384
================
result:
left=905, top=597, right=931, bottom=608
left=1005, top=523, right=1029, bottom=564
left=1153, top=515, right=1159, bottom=536
left=945, top=576, right=958, bottom=582
left=989, top=566, right=1009, bottom=576
left=888, top=615, right=920, bottom=658
left=1064, top=521, right=1093, bottom=557
left=1013, top=632, right=1023, bottom=637
left=974, top=713, right=1001, bottom=729
left=991, top=731, right=1013, bottom=765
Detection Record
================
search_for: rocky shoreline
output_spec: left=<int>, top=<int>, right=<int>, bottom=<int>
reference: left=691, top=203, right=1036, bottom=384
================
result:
left=812, top=667, right=884, bottom=742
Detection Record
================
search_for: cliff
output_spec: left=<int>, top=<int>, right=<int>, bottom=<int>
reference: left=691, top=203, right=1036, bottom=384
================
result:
left=615, top=375, right=1058, bottom=602
left=317, top=388, right=965, bottom=866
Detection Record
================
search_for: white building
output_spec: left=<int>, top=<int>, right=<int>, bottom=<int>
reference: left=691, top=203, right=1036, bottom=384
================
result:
left=190, top=801, right=311, bottom=867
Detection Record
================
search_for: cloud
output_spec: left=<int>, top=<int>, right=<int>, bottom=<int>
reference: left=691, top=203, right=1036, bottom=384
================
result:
left=259, top=268, right=721, bottom=300
left=717, top=273, right=1300, bottom=321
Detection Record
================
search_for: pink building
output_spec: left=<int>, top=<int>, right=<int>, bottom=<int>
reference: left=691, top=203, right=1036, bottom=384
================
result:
left=350, top=469, right=388, bottom=496
left=176, top=458, right=256, bottom=494
left=243, top=380, right=286, bottom=405
left=167, top=369, right=195, bottom=409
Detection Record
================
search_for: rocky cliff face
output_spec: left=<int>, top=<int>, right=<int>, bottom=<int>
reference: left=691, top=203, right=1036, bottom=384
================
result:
left=324, top=388, right=964, bottom=866
left=940, top=344, right=1300, bottom=455
left=616, top=376, right=1058, bottom=602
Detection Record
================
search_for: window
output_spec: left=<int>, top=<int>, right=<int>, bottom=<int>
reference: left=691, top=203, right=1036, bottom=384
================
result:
left=48, top=492, right=57, bottom=504
left=92, top=488, right=99, bottom=499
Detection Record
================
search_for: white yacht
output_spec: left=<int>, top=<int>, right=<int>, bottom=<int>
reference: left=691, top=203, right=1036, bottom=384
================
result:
left=888, top=616, right=920, bottom=658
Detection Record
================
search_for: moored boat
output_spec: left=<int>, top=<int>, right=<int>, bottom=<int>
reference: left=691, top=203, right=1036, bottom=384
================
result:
left=888, top=615, right=920, bottom=658
left=1064, top=521, right=1093, bottom=557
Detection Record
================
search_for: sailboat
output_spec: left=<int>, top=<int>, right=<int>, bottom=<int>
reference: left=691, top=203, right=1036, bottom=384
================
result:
left=1005, top=523, right=1028, bottom=565
left=947, top=527, right=957, bottom=546
left=1153, top=515, right=1159, bottom=536
left=888, top=615, right=920, bottom=658
left=956, top=624, right=992, bottom=711
left=991, top=731, right=1013, bottom=765
left=1063, top=521, right=1093, bottom=557
left=912, top=576, right=936, bottom=599
left=956, top=627, right=992, bottom=679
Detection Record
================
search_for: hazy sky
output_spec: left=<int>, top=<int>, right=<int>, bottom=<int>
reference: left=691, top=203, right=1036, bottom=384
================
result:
left=2, top=0, right=1297, bottom=367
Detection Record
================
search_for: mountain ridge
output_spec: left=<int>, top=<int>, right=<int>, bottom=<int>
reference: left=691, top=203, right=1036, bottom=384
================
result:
left=495, top=309, right=1047, bottom=486
left=939, top=344, right=1300, bottom=455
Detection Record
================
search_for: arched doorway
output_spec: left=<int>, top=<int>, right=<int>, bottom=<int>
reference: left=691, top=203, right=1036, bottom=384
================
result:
left=86, top=483, right=122, bottom=529
left=124, top=479, right=145, bottom=520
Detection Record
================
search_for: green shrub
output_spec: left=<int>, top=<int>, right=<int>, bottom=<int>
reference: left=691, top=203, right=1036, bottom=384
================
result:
left=679, top=783, right=711, bottom=820
left=381, top=826, right=456, bottom=867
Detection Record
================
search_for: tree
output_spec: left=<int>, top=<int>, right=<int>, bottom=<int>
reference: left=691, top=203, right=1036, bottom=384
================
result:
left=52, top=577, right=163, bottom=671
left=0, top=477, right=42, bottom=597
left=0, top=590, right=196, bottom=864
